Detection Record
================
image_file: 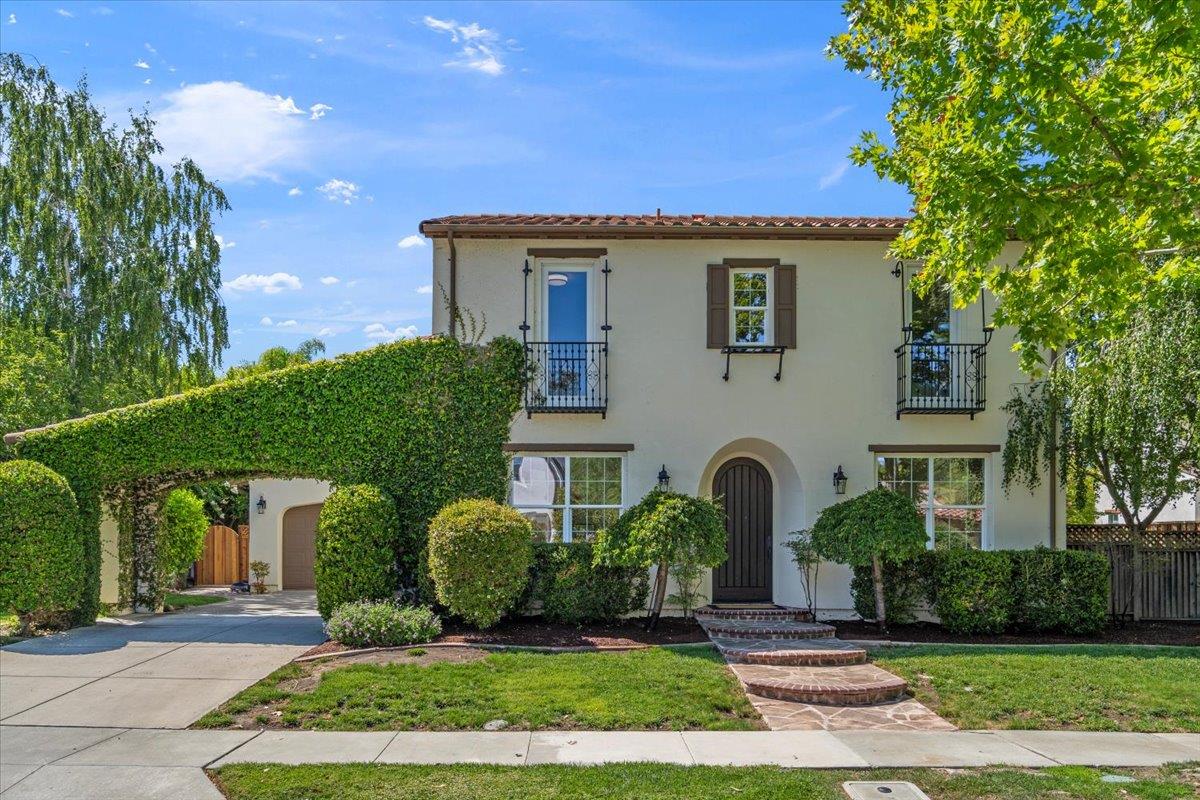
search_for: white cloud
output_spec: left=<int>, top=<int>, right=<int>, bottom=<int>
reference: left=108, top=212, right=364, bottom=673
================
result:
left=153, top=82, right=317, bottom=182
left=226, top=272, right=302, bottom=294
left=397, top=234, right=426, bottom=249
left=416, top=284, right=433, bottom=295
left=316, top=178, right=359, bottom=204
left=7, top=13, right=15, bottom=24
left=364, top=322, right=419, bottom=342
left=317, top=327, right=334, bottom=336
left=308, top=103, right=332, bottom=120
left=56, top=8, right=73, bottom=18
left=288, top=187, right=302, bottom=196
left=92, top=6, right=113, bottom=14
left=277, top=319, right=298, bottom=327
left=320, top=276, right=340, bottom=285
left=423, top=15, right=508, bottom=76
left=215, top=234, right=235, bottom=250
left=134, top=59, right=150, bottom=69
left=143, top=78, right=152, bottom=85
left=818, top=160, right=850, bottom=191
left=144, top=42, right=157, bottom=54
left=260, top=316, right=273, bottom=326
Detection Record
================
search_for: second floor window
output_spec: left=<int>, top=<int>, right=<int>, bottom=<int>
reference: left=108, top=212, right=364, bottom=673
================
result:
left=730, top=269, right=771, bottom=345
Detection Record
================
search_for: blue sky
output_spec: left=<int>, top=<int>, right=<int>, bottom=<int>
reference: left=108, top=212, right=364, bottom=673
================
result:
left=0, top=0, right=909, bottom=367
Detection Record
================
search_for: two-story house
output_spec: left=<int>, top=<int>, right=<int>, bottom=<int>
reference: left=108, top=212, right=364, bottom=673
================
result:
left=249, top=213, right=1063, bottom=616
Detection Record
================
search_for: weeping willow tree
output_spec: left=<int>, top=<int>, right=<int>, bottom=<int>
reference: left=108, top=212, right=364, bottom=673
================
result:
left=1003, top=280, right=1200, bottom=618
left=0, top=54, right=229, bottom=424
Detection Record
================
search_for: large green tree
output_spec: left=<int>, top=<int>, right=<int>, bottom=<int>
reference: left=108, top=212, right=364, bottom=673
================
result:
left=0, top=54, right=229, bottom=421
left=831, top=1, right=1200, bottom=368
left=224, top=339, right=326, bottom=381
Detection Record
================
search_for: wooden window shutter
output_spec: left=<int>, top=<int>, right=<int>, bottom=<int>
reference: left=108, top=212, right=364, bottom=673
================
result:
left=707, top=264, right=729, bottom=349
left=774, top=265, right=797, bottom=348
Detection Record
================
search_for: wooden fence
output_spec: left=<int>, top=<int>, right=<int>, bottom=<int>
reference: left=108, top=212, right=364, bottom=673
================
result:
left=192, top=524, right=250, bottom=586
left=1066, top=523, right=1200, bottom=620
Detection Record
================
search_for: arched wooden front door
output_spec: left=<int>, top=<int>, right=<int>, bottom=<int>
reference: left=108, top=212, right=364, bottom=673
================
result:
left=712, top=457, right=773, bottom=602
left=281, top=504, right=322, bottom=590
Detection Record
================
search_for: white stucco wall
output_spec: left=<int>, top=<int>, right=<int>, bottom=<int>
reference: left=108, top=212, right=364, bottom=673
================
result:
left=433, top=235, right=1065, bottom=616
left=248, top=478, right=332, bottom=589
left=1096, top=483, right=1199, bottom=524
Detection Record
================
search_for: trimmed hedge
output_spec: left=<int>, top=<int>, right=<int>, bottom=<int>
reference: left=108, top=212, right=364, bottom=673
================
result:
left=427, top=498, right=533, bottom=629
left=850, top=557, right=926, bottom=626
left=525, top=542, right=649, bottom=625
left=853, top=548, right=1110, bottom=635
left=0, top=460, right=85, bottom=628
left=315, top=485, right=402, bottom=619
left=325, top=601, right=442, bottom=647
left=8, top=336, right=523, bottom=619
left=158, top=489, right=208, bottom=585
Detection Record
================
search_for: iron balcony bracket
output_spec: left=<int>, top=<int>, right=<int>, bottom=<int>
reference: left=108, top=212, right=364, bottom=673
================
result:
left=720, top=345, right=786, bottom=382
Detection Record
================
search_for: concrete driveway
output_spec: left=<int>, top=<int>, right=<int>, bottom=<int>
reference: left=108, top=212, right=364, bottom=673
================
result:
left=0, top=591, right=322, bottom=729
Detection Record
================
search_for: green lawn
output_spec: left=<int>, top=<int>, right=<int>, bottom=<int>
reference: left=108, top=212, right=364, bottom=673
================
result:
left=211, top=763, right=1200, bottom=800
left=164, top=592, right=227, bottom=610
left=195, top=645, right=762, bottom=731
left=0, top=611, right=19, bottom=645
left=874, top=645, right=1200, bottom=732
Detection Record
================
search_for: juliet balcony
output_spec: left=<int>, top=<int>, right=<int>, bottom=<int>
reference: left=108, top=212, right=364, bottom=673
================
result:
left=524, top=341, right=608, bottom=418
left=895, top=340, right=987, bottom=419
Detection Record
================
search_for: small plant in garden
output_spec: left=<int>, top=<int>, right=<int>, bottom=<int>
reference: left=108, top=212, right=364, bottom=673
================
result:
left=783, top=530, right=821, bottom=618
left=0, top=460, right=85, bottom=633
left=666, top=558, right=705, bottom=618
left=314, top=484, right=402, bottom=619
left=427, top=498, right=533, bottom=629
left=593, top=489, right=726, bottom=630
left=807, top=486, right=927, bottom=633
left=250, top=560, right=271, bottom=594
left=528, top=542, right=648, bottom=625
left=325, top=600, right=442, bottom=648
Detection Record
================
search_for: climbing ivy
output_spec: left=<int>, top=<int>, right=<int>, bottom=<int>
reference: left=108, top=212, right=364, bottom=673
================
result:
left=8, top=336, right=524, bottom=618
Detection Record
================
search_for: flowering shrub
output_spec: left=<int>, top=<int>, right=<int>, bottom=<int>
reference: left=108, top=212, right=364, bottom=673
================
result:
left=325, top=600, right=442, bottom=648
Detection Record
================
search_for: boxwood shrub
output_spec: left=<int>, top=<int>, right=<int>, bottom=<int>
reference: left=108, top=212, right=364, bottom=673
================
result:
left=325, top=600, right=442, bottom=648
left=927, top=549, right=1015, bottom=634
left=427, top=498, right=533, bottom=629
left=1011, top=548, right=1109, bottom=634
left=8, top=336, right=523, bottom=620
left=0, top=460, right=85, bottom=629
left=315, top=485, right=402, bottom=619
left=850, top=554, right=929, bottom=626
left=525, top=542, right=649, bottom=625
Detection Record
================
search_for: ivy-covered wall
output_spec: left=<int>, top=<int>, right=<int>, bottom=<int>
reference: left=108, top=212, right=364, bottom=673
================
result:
left=10, top=336, right=524, bottom=617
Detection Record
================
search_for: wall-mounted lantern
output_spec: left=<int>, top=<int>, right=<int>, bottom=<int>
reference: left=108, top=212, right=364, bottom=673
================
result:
left=833, top=465, right=848, bottom=495
left=256, top=495, right=267, bottom=515
left=657, top=465, right=671, bottom=491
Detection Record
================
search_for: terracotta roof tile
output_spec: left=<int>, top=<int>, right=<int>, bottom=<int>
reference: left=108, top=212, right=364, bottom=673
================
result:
left=418, top=214, right=909, bottom=240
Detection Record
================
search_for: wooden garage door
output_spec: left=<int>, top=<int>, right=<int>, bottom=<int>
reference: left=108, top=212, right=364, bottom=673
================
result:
left=281, top=504, right=321, bottom=590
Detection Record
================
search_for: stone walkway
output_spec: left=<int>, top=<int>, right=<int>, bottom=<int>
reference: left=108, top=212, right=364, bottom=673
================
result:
left=2, top=726, right=1197, bottom=798
left=697, top=606, right=954, bottom=731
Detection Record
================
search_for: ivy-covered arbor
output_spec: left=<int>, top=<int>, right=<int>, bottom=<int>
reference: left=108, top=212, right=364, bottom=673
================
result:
left=4, top=336, right=523, bottom=617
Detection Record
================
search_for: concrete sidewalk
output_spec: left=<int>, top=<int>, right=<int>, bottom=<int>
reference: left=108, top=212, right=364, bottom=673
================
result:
left=2, top=726, right=1197, bottom=798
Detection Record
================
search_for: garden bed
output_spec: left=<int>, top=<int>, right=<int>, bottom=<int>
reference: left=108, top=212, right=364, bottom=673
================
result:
left=834, top=619, right=1199, bottom=646
left=194, top=644, right=762, bottom=732
left=436, top=615, right=709, bottom=648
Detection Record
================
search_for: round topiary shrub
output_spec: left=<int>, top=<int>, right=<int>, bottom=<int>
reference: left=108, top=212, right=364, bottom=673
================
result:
left=427, top=498, right=533, bottom=629
left=315, top=484, right=402, bottom=619
left=325, top=600, right=442, bottom=647
left=158, top=489, right=208, bottom=589
left=0, top=460, right=85, bottom=631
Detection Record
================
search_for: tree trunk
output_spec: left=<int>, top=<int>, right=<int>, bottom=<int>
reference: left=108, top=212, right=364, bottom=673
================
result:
left=130, top=485, right=164, bottom=613
left=871, top=555, right=887, bottom=634
left=1131, top=524, right=1144, bottom=622
left=645, top=560, right=669, bottom=631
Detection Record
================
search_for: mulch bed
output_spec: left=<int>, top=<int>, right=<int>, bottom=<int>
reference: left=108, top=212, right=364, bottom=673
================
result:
left=437, top=616, right=710, bottom=648
left=834, top=619, right=1200, bottom=647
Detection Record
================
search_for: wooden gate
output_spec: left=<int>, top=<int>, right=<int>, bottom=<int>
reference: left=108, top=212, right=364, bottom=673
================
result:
left=712, top=457, right=773, bottom=602
left=193, top=524, right=249, bottom=586
left=1067, top=523, right=1200, bottom=620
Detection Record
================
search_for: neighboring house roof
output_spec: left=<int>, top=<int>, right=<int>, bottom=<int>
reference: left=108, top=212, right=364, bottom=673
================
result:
left=419, top=214, right=910, bottom=241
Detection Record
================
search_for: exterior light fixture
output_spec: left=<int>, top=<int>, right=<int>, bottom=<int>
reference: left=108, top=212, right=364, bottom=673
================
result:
left=547, top=272, right=568, bottom=287
left=833, top=465, right=848, bottom=495
left=657, top=465, right=671, bottom=490
left=256, top=495, right=267, bottom=515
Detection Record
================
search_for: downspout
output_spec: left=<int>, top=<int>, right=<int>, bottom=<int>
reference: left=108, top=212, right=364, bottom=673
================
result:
left=1048, top=347, right=1058, bottom=548
left=447, top=230, right=458, bottom=337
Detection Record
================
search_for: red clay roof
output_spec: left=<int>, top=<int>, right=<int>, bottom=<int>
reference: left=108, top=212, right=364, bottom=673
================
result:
left=419, top=214, right=909, bottom=240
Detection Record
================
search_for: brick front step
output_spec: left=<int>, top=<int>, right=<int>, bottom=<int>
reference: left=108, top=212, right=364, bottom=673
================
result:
left=698, top=619, right=837, bottom=640
left=732, top=662, right=909, bottom=706
left=695, top=605, right=814, bottom=623
left=710, top=636, right=869, bottom=667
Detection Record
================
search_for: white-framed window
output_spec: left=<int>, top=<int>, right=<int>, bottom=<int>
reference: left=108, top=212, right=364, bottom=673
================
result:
left=730, top=268, right=772, bottom=345
left=509, top=454, right=624, bottom=542
left=876, top=455, right=990, bottom=549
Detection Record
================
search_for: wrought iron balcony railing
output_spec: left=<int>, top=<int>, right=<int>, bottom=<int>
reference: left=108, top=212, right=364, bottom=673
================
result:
left=895, top=341, right=987, bottom=418
left=524, top=341, right=608, bottom=417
